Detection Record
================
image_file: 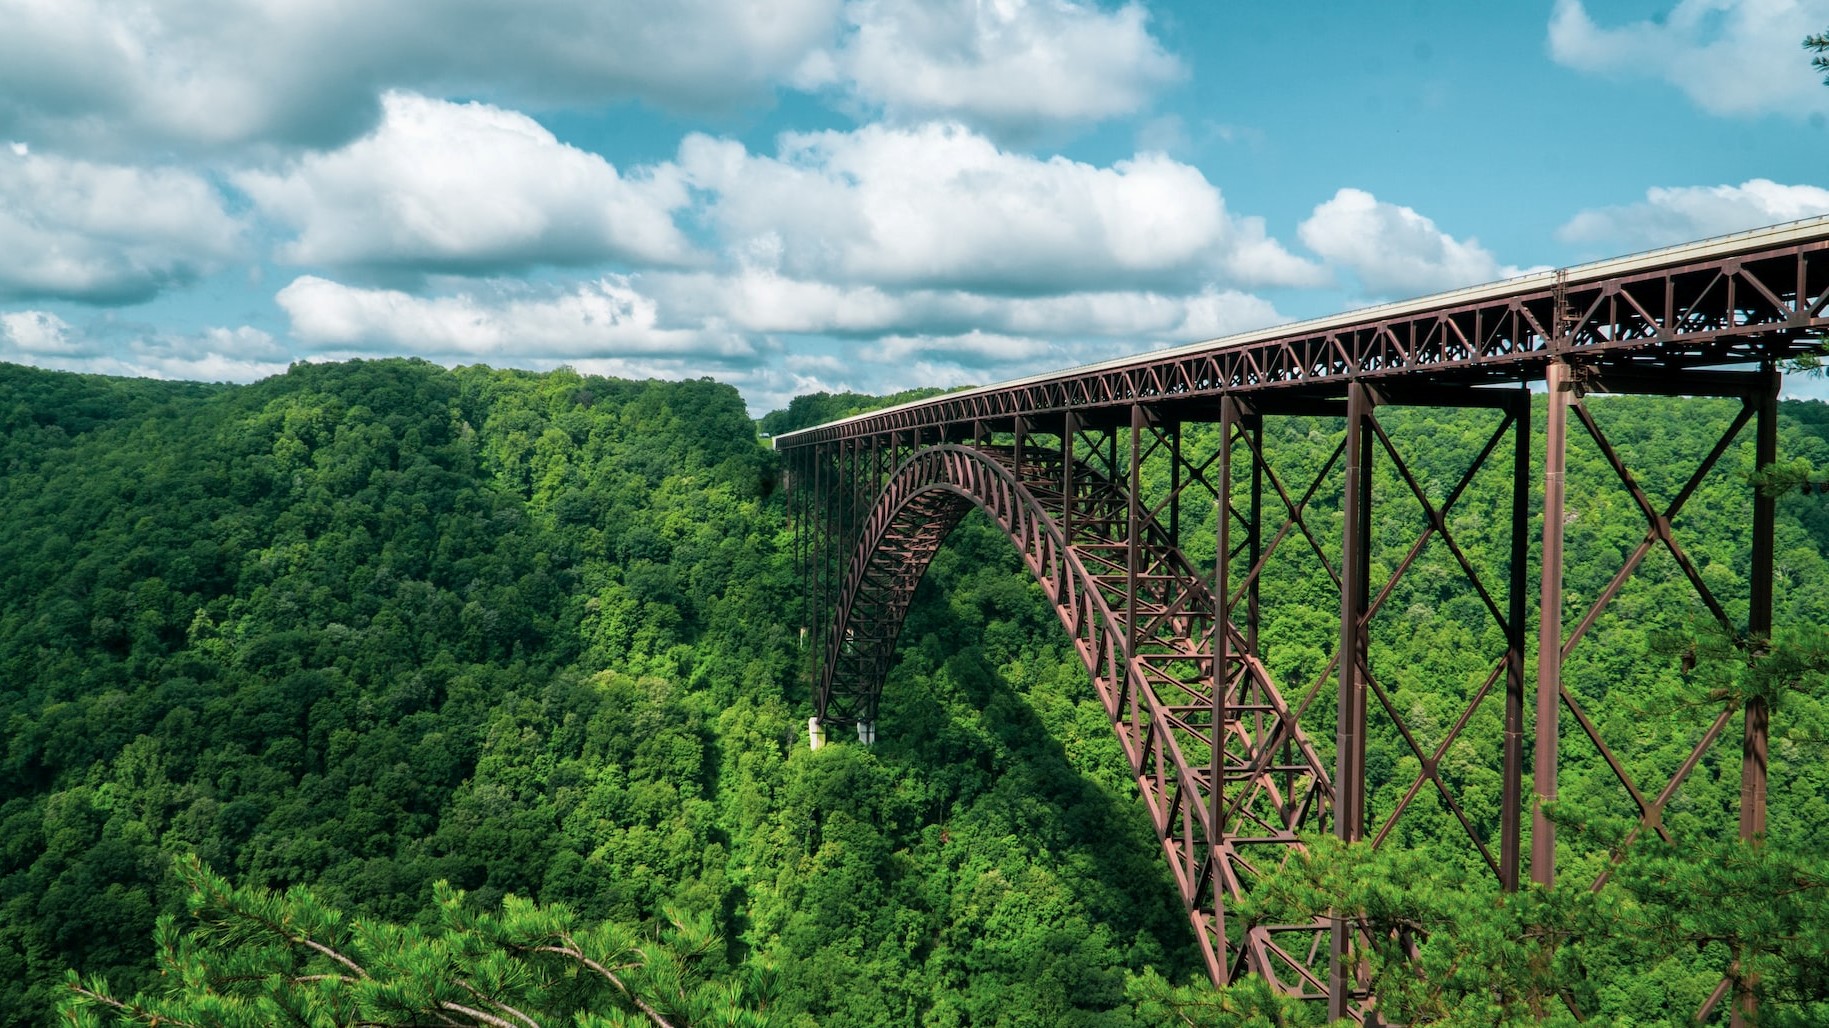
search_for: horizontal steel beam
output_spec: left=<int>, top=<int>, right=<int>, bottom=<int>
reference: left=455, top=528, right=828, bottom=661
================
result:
left=776, top=221, right=1829, bottom=450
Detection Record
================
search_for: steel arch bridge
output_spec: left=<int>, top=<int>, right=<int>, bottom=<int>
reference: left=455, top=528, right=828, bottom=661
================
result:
left=773, top=216, right=1829, bottom=1022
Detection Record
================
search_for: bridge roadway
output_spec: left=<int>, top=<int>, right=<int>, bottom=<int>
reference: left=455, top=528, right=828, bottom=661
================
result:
left=774, top=215, right=1829, bottom=1022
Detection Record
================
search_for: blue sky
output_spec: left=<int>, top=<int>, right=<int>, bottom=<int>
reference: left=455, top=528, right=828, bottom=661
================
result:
left=2, top=0, right=1827, bottom=413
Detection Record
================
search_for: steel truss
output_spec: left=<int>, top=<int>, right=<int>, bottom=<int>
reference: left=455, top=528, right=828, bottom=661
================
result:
left=781, top=222, right=1827, bottom=1021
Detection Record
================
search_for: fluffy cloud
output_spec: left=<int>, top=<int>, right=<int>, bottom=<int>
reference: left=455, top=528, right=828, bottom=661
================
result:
left=1297, top=188, right=1524, bottom=297
left=845, top=332, right=1170, bottom=398
left=862, top=330, right=1055, bottom=369
left=648, top=268, right=907, bottom=336
left=275, top=275, right=760, bottom=362
left=0, top=0, right=845, bottom=154
left=649, top=265, right=1283, bottom=342
left=239, top=93, right=694, bottom=274
left=122, top=326, right=294, bottom=382
left=264, top=257, right=1288, bottom=413
left=1557, top=179, right=1829, bottom=250
left=0, top=0, right=1187, bottom=155
left=0, top=146, right=243, bottom=303
left=0, top=310, right=85, bottom=355
left=0, top=313, right=291, bottom=381
left=1548, top=0, right=1829, bottom=116
left=680, top=122, right=1321, bottom=295
left=797, top=0, right=1182, bottom=131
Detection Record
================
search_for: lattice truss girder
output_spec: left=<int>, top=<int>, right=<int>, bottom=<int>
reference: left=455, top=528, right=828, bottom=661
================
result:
left=781, top=231, right=1828, bottom=448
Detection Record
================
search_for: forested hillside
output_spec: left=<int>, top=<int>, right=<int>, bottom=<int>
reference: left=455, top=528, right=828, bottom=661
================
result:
left=0, top=360, right=1196, bottom=1025
left=2, top=360, right=1827, bottom=1026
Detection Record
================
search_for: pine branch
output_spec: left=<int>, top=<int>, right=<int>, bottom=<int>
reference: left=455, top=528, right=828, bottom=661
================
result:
left=453, top=978, right=541, bottom=1028
left=64, top=982, right=204, bottom=1028
left=299, top=935, right=374, bottom=981
left=433, top=1001, right=528, bottom=1028
left=532, top=939, right=679, bottom=1028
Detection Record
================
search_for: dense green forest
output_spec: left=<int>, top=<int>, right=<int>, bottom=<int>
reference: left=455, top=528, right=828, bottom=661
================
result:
left=2, top=359, right=1826, bottom=1025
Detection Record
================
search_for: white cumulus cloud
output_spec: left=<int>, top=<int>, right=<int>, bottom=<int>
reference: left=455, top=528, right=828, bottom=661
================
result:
left=679, top=122, right=1321, bottom=295
left=0, top=0, right=846, bottom=155
left=0, top=314, right=292, bottom=381
left=1297, top=188, right=1525, bottom=297
left=275, top=275, right=758, bottom=363
left=797, top=0, right=1182, bottom=132
left=649, top=267, right=1284, bottom=342
left=862, top=330, right=1055, bottom=369
left=0, top=147, right=243, bottom=303
left=1558, top=179, right=1829, bottom=250
left=1548, top=0, right=1829, bottom=116
left=126, top=326, right=295, bottom=382
left=648, top=267, right=907, bottom=336
left=239, top=93, right=694, bottom=274
left=0, top=310, right=84, bottom=355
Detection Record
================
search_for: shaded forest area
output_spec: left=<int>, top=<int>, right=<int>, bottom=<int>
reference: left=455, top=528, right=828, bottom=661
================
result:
left=2, top=359, right=1827, bottom=1025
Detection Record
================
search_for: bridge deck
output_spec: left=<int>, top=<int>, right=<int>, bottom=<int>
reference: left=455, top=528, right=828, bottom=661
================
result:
left=774, top=215, right=1829, bottom=448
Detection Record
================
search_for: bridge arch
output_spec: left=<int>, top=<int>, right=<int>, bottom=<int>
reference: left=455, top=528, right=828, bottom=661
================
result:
left=812, top=442, right=1335, bottom=996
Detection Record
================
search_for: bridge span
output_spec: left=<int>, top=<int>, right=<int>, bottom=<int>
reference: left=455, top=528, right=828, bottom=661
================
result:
left=773, top=216, right=1829, bottom=1020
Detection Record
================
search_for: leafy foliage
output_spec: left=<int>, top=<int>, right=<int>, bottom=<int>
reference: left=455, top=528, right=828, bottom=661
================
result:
left=0, top=362, right=1188, bottom=1025
left=3, top=362, right=1829, bottom=1024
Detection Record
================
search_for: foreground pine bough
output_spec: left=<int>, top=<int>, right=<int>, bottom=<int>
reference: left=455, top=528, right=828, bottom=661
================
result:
left=61, top=854, right=778, bottom=1028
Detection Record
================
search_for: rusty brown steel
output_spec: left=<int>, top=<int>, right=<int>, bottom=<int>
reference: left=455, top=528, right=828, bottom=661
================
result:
left=775, top=227, right=1828, bottom=449
left=782, top=223, right=1821, bottom=1013
left=1535, top=361, right=1571, bottom=888
left=1330, top=382, right=1373, bottom=1021
left=1503, top=390, right=1529, bottom=892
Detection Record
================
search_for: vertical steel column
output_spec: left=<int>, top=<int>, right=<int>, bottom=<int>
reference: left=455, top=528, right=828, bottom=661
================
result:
left=1248, top=409, right=1264, bottom=656
left=850, top=437, right=872, bottom=730
left=1128, top=404, right=1144, bottom=660
left=823, top=440, right=837, bottom=720
left=1535, top=360, right=1573, bottom=888
left=1249, top=408, right=1281, bottom=812
left=1330, top=382, right=1374, bottom=1021
left=846, top=437, right=859, bottom=538
left=792, top=450, right=808, bottom=703
left=871, top=435, right=883, bottom=498
left=1212, top=396, right=1237, bottom=980
left=836, top=438, right=850, bottom=715
left=1062, top=412, right=1077, bottom=537
left=1741, top=363, right=1778, bottom=847
left=1171, top=418, right=1183, bottom=544
left=1501, top=390, right=1530, bottom=891
left=1732, top=365, right=1780, bottom=1028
